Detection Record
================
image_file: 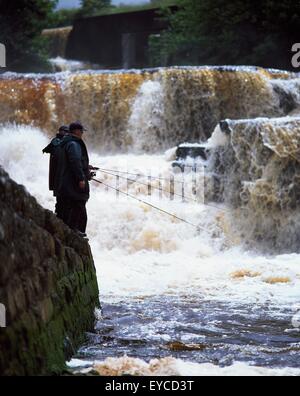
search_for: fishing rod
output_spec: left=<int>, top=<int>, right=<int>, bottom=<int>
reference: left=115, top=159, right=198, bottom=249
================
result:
left=96, top=167, right=185, bottom=185
left=98, top=168, right=200, bottom=204
left=92, top=177, right=207, bottom=232
left=96, top=168, right=230, bottom=213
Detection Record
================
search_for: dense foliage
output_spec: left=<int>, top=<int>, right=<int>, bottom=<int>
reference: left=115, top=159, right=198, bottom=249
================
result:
left=77, top=0, right=111, bottom=17
left=0, top=0, right=57, bottom=72
left=150, top=0, right=300, bottom=70
left=0, top=0, right=112, bottom=71
left=49, top=0, right=175, bottom=27
left=48, top=8, right=79, bottom=28
left=48, top=0, right=115, bottom=28
left=1, top=0, right=297, bottom=72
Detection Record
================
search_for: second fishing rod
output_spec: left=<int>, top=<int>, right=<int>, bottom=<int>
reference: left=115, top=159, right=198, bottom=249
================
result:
left=92, top=167, right=229, bottom=213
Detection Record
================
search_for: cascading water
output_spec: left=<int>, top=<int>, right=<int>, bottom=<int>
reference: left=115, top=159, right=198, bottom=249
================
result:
left=1, top=67, right=300, bottom=375
left=49, top=57, right=99, bottom=73
left=1, top=66, right=297, bottom=152
left=42, top=27, right=73, bottom=58
left=207, top=116, right=300, bottom=252
left=127, top=79, right=165, bottom=152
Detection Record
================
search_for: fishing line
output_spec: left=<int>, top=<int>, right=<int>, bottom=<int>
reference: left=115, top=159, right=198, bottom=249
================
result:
left=96, top=168, right=230, bottom=213
left=97, top=167, right=185, bottom=184
left=92, top=177, right=208, bottom=232
left=98, top=168, right=200, bottom=203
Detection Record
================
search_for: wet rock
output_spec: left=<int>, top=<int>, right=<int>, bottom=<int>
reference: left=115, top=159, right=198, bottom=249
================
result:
left=272, top=84, right=297, bottom=114
left=208, top=117, right=300, bottom=252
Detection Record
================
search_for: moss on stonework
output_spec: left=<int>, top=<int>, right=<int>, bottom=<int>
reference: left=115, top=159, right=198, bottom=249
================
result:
left=0, top=167, right=100, bottom=376
left=1, top=272, right=99, bottom=375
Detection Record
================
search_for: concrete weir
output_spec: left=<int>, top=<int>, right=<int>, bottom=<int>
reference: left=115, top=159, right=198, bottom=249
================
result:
left=0, top=167, right=100, bottom=375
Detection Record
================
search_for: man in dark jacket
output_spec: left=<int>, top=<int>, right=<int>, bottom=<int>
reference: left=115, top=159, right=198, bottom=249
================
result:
left=42, top=125, right=69, bottom=219
left=55, top=122, right=91, bottom=237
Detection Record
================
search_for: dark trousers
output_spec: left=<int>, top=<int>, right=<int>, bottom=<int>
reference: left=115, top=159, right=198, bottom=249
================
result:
left=61, top=198, right=88, bottom=234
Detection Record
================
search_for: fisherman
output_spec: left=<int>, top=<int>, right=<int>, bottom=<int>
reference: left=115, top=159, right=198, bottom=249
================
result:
left=55, top=122, right=92, bottom=238
left=42, top=125, right=69, bottom=219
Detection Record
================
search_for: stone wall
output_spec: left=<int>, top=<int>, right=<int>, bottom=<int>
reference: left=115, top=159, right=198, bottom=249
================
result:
left=0, top=167, right=99, bottom=375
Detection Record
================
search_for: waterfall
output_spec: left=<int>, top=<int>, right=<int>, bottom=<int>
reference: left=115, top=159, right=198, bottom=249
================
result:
left=127, top=79, right=165, bottom=152
left=1, top=66, right=299, bottom=153
left=207, top=116, right=300, bottom=251
left=42, top=27, right=73, bottom=58
left=2, top=66, right=300, bottom=250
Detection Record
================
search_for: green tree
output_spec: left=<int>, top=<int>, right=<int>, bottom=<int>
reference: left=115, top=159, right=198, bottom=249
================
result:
left=0, top=0, right=57, bottom=72
left=150, top=0, right=300, bottom=70
left=77, top=0, right=111, bottom=17
left=48, top=8, right=79, bottom=28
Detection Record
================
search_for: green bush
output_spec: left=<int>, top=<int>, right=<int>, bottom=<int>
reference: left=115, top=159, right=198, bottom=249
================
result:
left=48, top=8, right=79, bottom=28
left=0, top=0, right=57, bottom=72
left=149, top=0, right=300, bottom=70
left=76, top=0, right=111, bottom=17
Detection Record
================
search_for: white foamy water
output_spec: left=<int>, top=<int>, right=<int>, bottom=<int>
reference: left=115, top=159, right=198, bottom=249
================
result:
left=49, top=57, right=100, bottom=72
left=1, top=124, right=300, bottom=375
left=2, top=125, right=299, bottom=304
left=68, top=356, right=300, bottom=376
left=127, top=80, right=165, bottom=152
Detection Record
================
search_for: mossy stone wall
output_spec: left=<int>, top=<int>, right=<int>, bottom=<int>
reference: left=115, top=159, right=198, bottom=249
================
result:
left=0, top=167, right=99, bottom=375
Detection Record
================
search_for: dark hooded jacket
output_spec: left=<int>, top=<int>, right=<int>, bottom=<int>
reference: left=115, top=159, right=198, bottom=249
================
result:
left=42, top=134, right=64, bottom=194
left=55, top=135, right=90, bottom=201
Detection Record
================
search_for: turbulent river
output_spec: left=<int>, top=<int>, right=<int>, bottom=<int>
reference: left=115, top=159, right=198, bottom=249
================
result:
left=1, top=66, right=300, bottom=375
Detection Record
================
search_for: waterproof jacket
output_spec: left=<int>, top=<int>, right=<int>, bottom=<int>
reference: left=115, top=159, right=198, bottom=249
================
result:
left=42, top=134, right=64, bottom=194
left=55, top=135, right=90, bottom=201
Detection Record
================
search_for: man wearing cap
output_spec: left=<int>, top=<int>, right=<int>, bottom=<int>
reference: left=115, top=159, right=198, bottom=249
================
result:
left=55, top=122, right=91, bottom=237
left=43, top=125, right=69, bottom=219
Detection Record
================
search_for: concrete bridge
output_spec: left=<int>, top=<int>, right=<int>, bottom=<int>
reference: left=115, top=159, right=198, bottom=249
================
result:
left=66, top=7, right=176, bottom=69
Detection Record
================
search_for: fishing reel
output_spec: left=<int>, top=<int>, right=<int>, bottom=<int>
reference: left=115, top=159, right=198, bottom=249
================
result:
left=89, top=165, right=99, bottom=179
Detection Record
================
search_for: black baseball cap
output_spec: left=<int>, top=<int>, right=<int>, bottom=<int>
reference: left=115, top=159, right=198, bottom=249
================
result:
left=69, top=122, right=87, bottom=132
left=58, top=125, right=69, bottom=133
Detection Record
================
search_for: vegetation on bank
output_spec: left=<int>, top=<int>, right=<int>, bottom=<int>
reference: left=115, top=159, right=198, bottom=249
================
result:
left=149, top=0, right=300, bottom=70
left=49, top=0, right=178, bottom=28
left=0, top=0, right=110, bottom=71
left=0, top=0, right=57, bottom=72
left=1, top=0, right=299, bottom=72
left=0, top=0, right=177, bottom=72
